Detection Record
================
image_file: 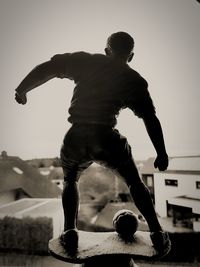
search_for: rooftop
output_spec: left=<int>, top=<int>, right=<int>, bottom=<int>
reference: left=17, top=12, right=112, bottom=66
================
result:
left=0, top=153, right=62, bottom=198
left=167, top=156, right=200, bottom=172
left=0, top=198, right=62, bottom=218
left=142, top=156, right=200, bottom=175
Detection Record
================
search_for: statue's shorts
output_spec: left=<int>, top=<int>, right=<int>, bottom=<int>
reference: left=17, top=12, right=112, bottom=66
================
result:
left=60, top=124, right=142, bottom=186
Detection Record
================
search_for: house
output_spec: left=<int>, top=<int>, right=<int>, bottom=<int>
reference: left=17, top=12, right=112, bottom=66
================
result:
left=140, top=157, right=156, bottom=203
left=47, top=167, right=64, bottom=190
left=154, top=156, right=200, bottom=231
left=0, top=152, right=62, bottom=205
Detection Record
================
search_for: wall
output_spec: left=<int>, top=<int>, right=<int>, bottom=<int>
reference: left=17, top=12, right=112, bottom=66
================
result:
left=0, top=254, right=79, bottom=267
left=52, top=208, right=64, bottom=238
left=0, top=198, right=64, bottom=239
left=154, top=172, right=200, bottom=217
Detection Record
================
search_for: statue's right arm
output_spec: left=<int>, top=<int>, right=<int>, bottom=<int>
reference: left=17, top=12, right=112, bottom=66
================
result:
left=15, top=60, right=58, bottom=101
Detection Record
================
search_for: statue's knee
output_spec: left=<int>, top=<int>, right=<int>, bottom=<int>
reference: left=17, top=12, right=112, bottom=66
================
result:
left=63, top=178, right=78, bottom=187
left=64, top=177, right=78, bottom=183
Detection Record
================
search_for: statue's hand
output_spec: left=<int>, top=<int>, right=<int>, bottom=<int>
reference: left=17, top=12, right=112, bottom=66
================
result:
left=154, top=153, right=168, bottom=171
left=15, top=91, right=27, bottom=105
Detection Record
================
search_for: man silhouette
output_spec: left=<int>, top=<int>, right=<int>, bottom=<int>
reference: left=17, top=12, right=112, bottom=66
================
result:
left=15, top=32, right=171, bottom=256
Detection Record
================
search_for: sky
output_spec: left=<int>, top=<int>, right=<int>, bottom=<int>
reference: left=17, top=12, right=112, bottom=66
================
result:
left=0, top=0, right=200, bottom=160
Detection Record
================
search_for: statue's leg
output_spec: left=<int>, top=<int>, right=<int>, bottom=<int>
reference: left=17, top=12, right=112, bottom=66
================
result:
left=62, top=178, right=79, bottom=231
left=59, top=128, right=92, bottom=254
left=59, top=158, right=91, bottom=254
left=103, top=129, right=162, bottom=233
left=101, top=128, right=171, bottom=254
left=117, top=158, right=162, bottom=233
left=61, top=160, right=92, bottom=231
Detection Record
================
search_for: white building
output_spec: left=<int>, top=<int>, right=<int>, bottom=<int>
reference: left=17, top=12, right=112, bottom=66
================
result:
left=154, top=156, right=200, bottom=231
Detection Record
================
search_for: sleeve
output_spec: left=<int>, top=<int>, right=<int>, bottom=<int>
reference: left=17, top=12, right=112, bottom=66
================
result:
left=50, top=52, right=91, bottom=80
left=126, top=77, right=156, bottom=118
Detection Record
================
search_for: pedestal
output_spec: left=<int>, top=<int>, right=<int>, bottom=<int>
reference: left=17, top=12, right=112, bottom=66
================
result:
left=82, top=255, right=138, bottom=267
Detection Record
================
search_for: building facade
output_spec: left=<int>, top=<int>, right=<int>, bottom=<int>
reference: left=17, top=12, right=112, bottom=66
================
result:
left=154, top=156, right=200, bottom=231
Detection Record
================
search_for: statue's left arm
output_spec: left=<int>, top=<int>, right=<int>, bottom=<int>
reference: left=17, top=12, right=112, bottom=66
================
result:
left=126, top=76, right=168, bottom=171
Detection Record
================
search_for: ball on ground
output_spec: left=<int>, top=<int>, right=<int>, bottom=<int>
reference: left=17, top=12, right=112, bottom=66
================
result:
left=113, top=209, right=138, bottom=239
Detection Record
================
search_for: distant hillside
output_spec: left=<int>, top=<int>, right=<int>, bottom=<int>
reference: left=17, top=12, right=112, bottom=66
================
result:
left=26, top=157, right=61, bottom=168
left=27, top=158, right=132, bottom=205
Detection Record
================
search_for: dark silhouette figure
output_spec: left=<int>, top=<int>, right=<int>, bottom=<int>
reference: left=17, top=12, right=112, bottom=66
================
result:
left=15, top=32, right=171, bottom=256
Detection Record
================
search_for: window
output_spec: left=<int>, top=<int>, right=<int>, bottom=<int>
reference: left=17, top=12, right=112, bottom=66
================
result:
left=165, top=179, right=178, bottom=187
left=196, top=181, right=200, bottom=189
left=12, top=167, right=23, bottom=175
left=147, top=176, right=153, bottom=187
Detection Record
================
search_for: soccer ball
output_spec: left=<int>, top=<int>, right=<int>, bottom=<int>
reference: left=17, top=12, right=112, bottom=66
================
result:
left=113, top=209, right=138, bottom=239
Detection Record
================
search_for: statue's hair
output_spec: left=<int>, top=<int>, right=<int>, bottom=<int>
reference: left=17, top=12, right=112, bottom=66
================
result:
left=107, top=32, right=134, bottom=55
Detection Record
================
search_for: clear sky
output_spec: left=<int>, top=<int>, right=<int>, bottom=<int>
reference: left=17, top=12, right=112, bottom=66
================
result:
left=0, top=0, right=200, bottom=160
